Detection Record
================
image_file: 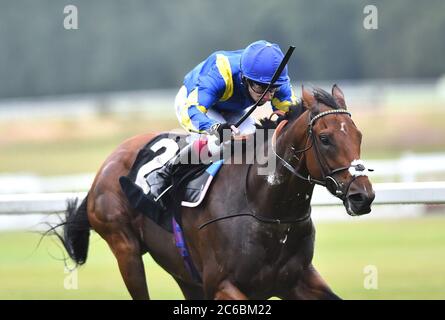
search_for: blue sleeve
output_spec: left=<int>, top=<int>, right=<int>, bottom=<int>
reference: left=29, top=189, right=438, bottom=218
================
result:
left=271, top=82, right=297, bottom=112
left=182, top=64, right=227, bottom=132
left=188, top=106, right=218, bottom=131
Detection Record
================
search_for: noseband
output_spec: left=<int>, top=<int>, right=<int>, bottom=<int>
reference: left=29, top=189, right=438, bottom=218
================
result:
left=272, top=109, right=372, bottom=199
left=199, top=109, right=373, bottom=230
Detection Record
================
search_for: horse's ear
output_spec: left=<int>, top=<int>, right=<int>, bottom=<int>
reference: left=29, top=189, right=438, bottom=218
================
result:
left=302, top=85, right=316, bottom=109
left=332, top=84, right=346, bottom=109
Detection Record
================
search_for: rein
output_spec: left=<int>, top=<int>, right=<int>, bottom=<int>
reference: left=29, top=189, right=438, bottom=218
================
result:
left=198, top=108, right=373, bottom=230
left=198, top=163, right=311, bottom=230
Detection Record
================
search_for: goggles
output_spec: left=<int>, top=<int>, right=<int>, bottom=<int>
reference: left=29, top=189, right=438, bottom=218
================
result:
left=245, top=78, right=280, bottom=95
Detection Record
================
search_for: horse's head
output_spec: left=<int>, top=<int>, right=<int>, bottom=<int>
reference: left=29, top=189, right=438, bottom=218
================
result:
left=291, top=85, right=375, bottom=216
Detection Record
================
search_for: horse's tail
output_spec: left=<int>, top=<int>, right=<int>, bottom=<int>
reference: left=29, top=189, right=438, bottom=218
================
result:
left=59, top=195, right=91, bottom=266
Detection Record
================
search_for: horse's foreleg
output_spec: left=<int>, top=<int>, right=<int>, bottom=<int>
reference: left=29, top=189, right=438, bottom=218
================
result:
left=106, top=230, right=150, bottom=300
left=213, top=280, right=248, bottom=300
left=282, top=264, right=341, bottom=300
left=174, top=277, right=205, bottom=300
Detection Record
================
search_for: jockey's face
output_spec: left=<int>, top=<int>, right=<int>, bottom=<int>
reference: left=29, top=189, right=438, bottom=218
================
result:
left=246, top=79, right=279, bottom=105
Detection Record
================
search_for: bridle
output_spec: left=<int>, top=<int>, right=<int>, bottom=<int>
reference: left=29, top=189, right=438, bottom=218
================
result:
left=198, top=108, right=373, bottom=230
left=272, top=109, right=373, bottom=200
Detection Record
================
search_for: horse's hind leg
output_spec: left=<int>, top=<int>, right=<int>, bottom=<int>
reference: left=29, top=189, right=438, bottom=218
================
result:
left=104, top=228, right=150, bottom=300
left=90, top=195, right=150, bottom=299
left=281, top=264, right=341, bottom=300
left=174, top=277, right=205, bottom=300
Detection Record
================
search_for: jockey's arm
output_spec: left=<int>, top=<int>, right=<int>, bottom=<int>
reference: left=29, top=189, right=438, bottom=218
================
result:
left=180, top=66, right=227, bottom=134
left=186, top=102, right=218, bottom=133
left=271, top=82, right=297, bottom=113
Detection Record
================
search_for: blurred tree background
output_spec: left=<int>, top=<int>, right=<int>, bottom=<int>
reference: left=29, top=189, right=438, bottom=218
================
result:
left=1, top=0, right=445, bottom=98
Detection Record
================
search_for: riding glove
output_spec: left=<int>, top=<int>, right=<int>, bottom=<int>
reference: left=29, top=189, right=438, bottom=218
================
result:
left=209, top=122, right=233, bottom=144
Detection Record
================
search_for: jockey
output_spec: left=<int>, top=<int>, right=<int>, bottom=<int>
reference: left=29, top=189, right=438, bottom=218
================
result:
left=145, top=40, right=297, bottom=207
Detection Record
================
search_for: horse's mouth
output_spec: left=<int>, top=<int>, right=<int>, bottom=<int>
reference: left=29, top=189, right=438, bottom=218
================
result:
left=344, top=193, right=374, bottom=216
left=345, top=202, right=371, bottom=216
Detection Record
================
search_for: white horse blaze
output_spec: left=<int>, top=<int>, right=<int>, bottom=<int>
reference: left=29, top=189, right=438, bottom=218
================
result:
left=340, top=122, right=347, bottom=134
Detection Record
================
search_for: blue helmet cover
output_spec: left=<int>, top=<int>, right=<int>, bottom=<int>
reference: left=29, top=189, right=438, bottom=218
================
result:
left=241, top=40, right=289, bottom=85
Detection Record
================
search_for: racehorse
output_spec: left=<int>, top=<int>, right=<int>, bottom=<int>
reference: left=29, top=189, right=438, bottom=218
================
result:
left=56, top=85, right=375, bottom=299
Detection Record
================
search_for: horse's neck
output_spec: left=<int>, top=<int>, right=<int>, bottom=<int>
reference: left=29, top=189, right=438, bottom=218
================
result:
left=248, top=113, right=314, bottom=220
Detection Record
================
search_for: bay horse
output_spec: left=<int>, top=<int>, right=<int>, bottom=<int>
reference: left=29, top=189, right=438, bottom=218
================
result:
left=57, top=85, right=375, bottom=299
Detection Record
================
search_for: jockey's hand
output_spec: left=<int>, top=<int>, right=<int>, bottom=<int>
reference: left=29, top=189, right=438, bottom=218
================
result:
left=276, top=113, right=287, bottom=124
left=209, top=122, right=234, bottom=144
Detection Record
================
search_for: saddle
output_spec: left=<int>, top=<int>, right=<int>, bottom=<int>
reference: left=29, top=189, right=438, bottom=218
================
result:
left=119, top=133, right=224, bottom=233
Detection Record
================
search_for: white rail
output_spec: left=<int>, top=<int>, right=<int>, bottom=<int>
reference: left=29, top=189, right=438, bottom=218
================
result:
left=312, top=182, right=445, bottom=206
left=2, top=153, right=444, bottom=194
left=0, top=182, right=444, bottom=215
left=0, top=192, right=87, bottom=214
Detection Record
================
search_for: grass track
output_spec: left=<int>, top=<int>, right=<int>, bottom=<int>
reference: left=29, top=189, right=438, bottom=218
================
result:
left=1, top=216, right=444, bottom=300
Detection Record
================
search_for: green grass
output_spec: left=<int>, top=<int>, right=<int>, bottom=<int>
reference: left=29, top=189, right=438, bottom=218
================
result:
left=0, top=139, right=118, bottom=175
left=1, top=216, right=444, bottom=300
left=313, top=216, right=445, bottom=299
left=0, top=230, right=182, bottom=300
left=1, top=109, right=445, bottom=175
left=0, top=114, right=178, bottom=175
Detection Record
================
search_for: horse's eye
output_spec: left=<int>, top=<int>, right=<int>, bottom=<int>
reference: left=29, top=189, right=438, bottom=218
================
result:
left=319, top=135, right=330, bottom=145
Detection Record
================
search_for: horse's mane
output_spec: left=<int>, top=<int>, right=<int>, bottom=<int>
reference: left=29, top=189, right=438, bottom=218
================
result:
left=256, top=103, right=304, bottom=130
left=256, top=87, right=339, bottom=131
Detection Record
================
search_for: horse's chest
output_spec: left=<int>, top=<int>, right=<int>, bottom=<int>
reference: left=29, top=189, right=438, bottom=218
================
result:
left=256, top=240, right=311, bottom=277
left=227, top=225, right=315, bottom=296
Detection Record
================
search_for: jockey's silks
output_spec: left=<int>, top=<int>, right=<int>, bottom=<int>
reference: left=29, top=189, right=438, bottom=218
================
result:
left=180, top=50, right=297, bottom=133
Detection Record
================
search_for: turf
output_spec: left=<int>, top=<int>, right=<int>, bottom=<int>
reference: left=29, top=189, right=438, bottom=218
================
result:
left=2, top=109, right=445, bottom=175
left=0, top=216, right=444, bottom=300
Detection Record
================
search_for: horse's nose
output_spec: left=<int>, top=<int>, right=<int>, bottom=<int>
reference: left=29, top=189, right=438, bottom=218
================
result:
left=345, top=181, right=375, bottom=216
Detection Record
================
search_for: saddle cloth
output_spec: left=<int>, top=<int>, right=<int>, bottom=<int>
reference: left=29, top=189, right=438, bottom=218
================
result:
left=119, top=133, right=223, bottom=232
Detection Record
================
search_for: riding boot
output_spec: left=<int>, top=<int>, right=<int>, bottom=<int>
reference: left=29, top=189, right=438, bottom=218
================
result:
left=145, top=143, right=195, bottom=209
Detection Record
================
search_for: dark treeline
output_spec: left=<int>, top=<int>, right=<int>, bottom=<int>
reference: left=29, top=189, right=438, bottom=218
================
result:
left=1, top=0, right=445, bottom=98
